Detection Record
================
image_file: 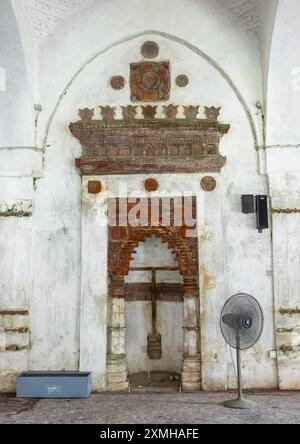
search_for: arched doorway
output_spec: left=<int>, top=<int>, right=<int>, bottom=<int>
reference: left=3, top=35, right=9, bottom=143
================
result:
left=106, top=197, right=201, bottom=392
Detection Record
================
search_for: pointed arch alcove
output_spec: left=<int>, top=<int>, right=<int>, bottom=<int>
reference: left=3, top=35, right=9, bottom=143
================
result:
left=106, top=198, right=201, bottom=392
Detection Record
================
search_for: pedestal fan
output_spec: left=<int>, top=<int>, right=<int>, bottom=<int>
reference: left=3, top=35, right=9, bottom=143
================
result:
left=220, top=293, right=264, bottom=409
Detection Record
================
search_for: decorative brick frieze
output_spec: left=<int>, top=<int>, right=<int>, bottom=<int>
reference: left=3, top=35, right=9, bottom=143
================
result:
left=71, top=117, right=229, bottom=175
left=76, top=157, right=226, bottom=175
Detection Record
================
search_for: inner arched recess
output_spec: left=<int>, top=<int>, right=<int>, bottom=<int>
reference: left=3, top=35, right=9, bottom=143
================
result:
left=125, top=235, right=184, bottom=391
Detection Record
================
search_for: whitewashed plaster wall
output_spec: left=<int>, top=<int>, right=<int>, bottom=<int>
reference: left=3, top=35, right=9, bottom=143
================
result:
left=0, top=0, right=38, bottom=391
left=265, top=0, right=300, bottom=389
left=0, top=0, right=283, bottom=391
left=266, top=0, right=300, bottom=146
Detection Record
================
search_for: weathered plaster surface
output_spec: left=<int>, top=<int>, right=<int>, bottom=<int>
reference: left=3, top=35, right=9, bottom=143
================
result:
left=266, top=147, right=300, bottom=389
left=2, top=0, right=300, bottom=392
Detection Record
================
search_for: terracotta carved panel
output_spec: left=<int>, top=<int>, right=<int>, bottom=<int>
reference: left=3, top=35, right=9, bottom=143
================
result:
left=130, top=61, right=171, bottom=102
left=71, top=117, right=229, bottom=175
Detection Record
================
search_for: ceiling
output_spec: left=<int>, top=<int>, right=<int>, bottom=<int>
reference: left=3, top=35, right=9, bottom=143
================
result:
left=25, top=0, right=262, bottom=45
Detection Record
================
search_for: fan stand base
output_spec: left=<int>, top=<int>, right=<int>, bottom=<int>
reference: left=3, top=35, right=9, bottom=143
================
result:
left=224, top=398, right=257, bottom=410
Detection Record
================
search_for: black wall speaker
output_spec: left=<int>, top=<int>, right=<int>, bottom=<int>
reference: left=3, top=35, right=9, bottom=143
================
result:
left=242, top=195, right=255, bottom=214
left=256, top=195, right=269, bottom=232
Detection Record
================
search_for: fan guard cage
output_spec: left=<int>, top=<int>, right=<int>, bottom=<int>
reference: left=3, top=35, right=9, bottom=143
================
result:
left=220, top=293, right=264, bottom=350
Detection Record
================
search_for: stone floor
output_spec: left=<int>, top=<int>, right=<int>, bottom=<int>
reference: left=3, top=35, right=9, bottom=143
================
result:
left=0, top=391, right=300, bottom=424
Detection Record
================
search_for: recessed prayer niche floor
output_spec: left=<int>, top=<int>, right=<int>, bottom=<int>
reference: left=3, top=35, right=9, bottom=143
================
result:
left=129, top=371, right=181, bottom=393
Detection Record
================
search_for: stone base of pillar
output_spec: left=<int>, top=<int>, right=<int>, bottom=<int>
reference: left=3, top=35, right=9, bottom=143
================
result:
left=106, top=354, right=129, bottom=392
left=181, top=355, right=201, bottom=391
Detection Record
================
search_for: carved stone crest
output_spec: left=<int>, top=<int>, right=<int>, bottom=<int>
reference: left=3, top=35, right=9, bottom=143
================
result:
left=164, top=105, right=178, bottom=119
left=141, top=105, right=157, bottom=119
left=130, top=61, right=171, bottom=102
left=184, top=106, right=199, bottom=120
left=78, top=108, right=94, bottom=121
left=205, top=106, right=221, bottom=121
left=122, top=105, right=137, bottom=120
left=100, top=106, right=116, bottom=121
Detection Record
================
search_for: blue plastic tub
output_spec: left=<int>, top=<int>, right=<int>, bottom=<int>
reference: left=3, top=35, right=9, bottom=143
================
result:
left=16, top=372, right=92, bottom=398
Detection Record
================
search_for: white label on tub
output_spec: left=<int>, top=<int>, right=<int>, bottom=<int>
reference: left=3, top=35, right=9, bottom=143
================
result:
left=47, top=385, right=62, bottom=394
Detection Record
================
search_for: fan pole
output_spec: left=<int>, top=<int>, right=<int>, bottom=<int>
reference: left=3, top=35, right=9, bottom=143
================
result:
left=236, top=336, right=243, bottom=401
left=224, top=333, right=257, bottom=409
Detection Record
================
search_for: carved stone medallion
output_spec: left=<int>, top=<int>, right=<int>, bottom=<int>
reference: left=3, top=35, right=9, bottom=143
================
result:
left=88, top=180, right=102, bottom=194
left=111, top=76, right=125, bottom=90
left=141, top=41, right=160, bottom=59
left=201, top=176, right=217, bottom=192
left=130, top=61, right=171, bottom=102
left=176, top=75, right=189, bottom=87
left=144, top=178, right=159, bottom=192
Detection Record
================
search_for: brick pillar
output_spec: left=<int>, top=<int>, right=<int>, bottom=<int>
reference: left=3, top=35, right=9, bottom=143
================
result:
left=181, top=277, right=201, bottom=391
left=106, top=275, right=129, bottom=392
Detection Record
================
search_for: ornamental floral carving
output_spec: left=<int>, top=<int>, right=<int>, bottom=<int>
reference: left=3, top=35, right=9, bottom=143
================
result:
left=204, top=106, right=221, bottom=121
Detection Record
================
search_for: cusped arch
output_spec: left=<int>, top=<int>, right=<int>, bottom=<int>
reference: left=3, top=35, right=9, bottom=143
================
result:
left=109, top=225, right=198, bottom=278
